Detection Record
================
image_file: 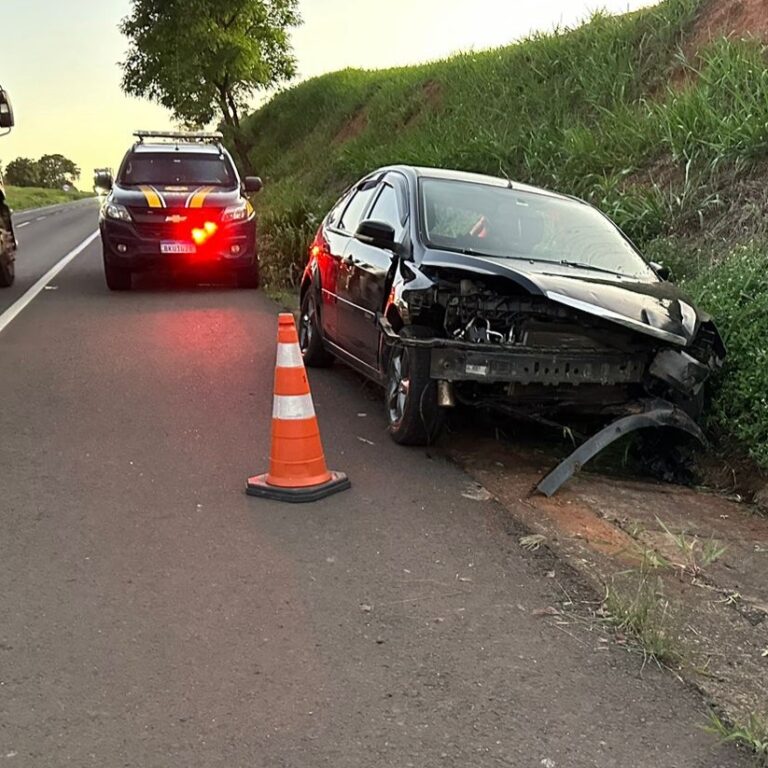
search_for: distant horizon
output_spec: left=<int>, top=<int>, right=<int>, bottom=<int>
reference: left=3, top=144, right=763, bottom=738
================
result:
left=0, top=0, right=656, bottom=183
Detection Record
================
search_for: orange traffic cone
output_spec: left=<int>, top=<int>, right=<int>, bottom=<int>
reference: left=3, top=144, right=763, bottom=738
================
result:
left=246, top=313, right=350, bottom=503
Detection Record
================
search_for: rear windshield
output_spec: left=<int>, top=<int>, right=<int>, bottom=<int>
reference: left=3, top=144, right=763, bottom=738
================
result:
left=118, top=152, right=235, bottom=187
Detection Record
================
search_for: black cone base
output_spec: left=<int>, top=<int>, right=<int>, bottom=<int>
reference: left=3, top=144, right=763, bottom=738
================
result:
left=246, top=470, right=350, bottom=503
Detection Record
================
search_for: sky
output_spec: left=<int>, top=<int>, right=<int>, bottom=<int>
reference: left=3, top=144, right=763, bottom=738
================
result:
left=0, top=0, right=657, bottom=186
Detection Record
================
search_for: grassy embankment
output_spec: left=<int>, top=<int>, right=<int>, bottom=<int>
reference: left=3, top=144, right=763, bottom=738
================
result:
left=228, top=0, right=768, bottom=470
left=5, top=185, right=93, bottom=211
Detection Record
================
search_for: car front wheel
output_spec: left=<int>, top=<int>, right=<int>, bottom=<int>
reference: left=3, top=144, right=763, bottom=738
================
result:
left=385, top=325, right=444, bottom=445
left=103, top=253, right=132, bottom=291
left=236, top=264, right=260, bottom=289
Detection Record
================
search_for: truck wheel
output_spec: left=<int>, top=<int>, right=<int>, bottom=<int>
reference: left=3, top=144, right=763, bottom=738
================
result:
left=0, top=224, right=14, bottom=288
left=236, top=264, right=260, bottom=289
left=384, top=325, right=444, bottom=446
left=103, top=255, right=132, bottom=291
left=299, top=288, right=333, bottom=367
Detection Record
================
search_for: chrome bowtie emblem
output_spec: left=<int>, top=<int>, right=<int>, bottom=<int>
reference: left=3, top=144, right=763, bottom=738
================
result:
left=165, top=214, right=187, bottom=223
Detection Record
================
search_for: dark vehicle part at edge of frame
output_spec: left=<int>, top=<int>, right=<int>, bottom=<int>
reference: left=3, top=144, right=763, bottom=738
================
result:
left=0, top=85, right=17, bottom=288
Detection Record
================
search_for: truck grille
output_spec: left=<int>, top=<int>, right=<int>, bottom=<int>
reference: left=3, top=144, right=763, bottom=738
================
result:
left=128, top=208, right=221, bottom=240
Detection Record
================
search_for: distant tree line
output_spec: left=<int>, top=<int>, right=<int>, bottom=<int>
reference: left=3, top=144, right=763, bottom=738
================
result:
left=3, top=154, right=81, bottom=189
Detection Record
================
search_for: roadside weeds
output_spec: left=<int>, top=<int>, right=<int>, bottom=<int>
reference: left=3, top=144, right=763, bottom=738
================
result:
left=444, top=430, right=768, bottom=757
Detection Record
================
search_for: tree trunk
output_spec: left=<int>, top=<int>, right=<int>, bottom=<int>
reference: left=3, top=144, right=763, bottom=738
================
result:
left=218, top=91, right=252, bottom=175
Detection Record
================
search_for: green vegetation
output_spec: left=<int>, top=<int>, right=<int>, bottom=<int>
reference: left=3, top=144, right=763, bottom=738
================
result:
left=230, top=0, right=768, bottom=468
left=3, top=154, right=81, bottom=188
left=603, top=571, right=684, bottom=668
left=5, top=186, right=93, bottom=212
left=705, top=711, right=768, bottom=765
left=120, top=0, right=300, bottom=169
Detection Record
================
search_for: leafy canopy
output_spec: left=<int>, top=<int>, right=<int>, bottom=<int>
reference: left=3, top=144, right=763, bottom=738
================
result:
left=120, top=0, right=301, bottom=129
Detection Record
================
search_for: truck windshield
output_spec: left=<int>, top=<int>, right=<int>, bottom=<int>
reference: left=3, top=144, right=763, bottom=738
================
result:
left=118, top=153, right=235, bottom=187
left=420, top=178, right=655, bottom=280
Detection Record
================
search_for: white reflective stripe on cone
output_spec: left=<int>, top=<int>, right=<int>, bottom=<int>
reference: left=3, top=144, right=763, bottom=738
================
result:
left=273, top=394, right=316, bottom=420
left=276, top=342, right=304, bottom=369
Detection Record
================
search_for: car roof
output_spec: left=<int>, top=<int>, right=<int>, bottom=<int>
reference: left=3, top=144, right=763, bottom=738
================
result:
left=383, top=164, right=574, bottom=202
left=130, top=142, right=226, bottom=156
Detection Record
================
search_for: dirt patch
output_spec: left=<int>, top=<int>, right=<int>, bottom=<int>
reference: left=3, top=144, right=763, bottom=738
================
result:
left=403, top=79, right=445, bottom=131
left=688, top=0, right=768, bottom=49
left=445, top=428, right=768, bottom=724
left=333, top=108, right=369, bottom=145
left=655, top=0, right=768, bottom=98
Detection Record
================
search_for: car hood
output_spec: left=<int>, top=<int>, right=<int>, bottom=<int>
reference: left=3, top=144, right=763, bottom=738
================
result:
left=422, top=251, right=700, bottom=346
left=110, top=183, right=240, bottom=210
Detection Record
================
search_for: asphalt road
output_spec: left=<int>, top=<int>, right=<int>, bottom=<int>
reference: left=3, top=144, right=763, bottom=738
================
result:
left=0, top=202, right=747, bottom=767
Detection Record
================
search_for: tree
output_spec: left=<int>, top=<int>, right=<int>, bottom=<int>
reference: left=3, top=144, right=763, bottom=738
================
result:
left=120, top=0, right=301, bottom=170
left=36, top=154, right=80, bottom=188
left=4, top=157, right=40, bottom=187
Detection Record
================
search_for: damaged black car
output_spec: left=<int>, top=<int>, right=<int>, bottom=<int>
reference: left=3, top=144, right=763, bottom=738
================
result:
left=299, top=166, right=725, bottom=492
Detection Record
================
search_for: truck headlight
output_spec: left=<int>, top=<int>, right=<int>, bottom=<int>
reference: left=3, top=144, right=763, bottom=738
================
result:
left=104, top=202, right=131, bottom=222
left=222, top=202, right=251, bottom=222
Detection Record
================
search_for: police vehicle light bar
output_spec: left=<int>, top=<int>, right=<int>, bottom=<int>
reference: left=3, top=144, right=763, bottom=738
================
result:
left=133, top=130, right=224, bottom=143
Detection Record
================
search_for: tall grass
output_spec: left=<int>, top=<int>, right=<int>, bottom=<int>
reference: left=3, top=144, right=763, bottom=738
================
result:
left=5, top=185, right=93, bottom=211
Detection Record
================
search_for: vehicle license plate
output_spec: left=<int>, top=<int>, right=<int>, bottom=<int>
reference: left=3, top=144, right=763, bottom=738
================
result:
left=160, top=242, right=196, bottom=254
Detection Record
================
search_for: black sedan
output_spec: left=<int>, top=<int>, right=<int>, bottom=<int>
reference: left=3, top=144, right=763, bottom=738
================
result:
left=298, top=165, right=724, bottom=456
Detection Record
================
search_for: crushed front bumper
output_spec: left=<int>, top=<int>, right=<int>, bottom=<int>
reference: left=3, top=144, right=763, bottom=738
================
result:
left=379, top=316, right=710, bottom=496
left=379, top=316, right=647, bottom=387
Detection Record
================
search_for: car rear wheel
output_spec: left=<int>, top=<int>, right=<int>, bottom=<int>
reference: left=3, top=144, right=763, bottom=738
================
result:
left=299, top=289, right=333, bottom=367
left=385, top=325, right=444, bottom=446
left=236, top=264, right=260, bottom=289
left=103, top=254, right=132, bottom=291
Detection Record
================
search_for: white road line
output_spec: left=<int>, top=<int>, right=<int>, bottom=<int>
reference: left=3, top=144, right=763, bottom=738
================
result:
left=0, top=231, right=100, bottom=336
left=17, top=222, right=29, bottom=228
left=36, top=216, right=46, bottom=221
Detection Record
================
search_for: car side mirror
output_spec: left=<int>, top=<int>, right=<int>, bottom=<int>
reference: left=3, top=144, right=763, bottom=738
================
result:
left=0, top=89, right=14, bottom=130
left=355, top=220, right=399, bottom=252
left=650, top=261, right=670, bottom=281
left=243, top=176, right=263, bottom=194
left=94, top=171, right=113, bottom=192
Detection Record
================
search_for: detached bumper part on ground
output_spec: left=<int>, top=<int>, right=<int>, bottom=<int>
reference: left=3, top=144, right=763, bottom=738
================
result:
left=535, top=399, right=707, bottom=497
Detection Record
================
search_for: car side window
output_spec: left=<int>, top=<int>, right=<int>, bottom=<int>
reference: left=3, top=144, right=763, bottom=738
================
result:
left=327, top=190, right=352, bottom=228
left=339, top=181, right=378, bottom=233
left=367, top=183, right=403, bottom=238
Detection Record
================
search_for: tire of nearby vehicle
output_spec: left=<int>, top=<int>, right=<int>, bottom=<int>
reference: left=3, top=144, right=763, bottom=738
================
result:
left=103, top=253, right=132, bottom=291
left=299, top=288, right=334, bottom=367
left=0, top=257, right=13, bottom=287
left=236, top=264, right=260, bottom=289
left=0, top=221, right=14, bottom=288
left=385, top=325, right=444, bottom=446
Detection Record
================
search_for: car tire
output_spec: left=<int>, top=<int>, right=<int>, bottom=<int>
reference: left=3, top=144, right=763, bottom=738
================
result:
left=236, top=264, right=260, bottom=289
left=0, top=253, right=14, bottom=288
left=385, top=325, right=444, bottom=446
left=0, top=224, right=14, bottom=288
left=103, top=255, right=132, bottom=291
left=299, top=288, right=334, bottom=367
